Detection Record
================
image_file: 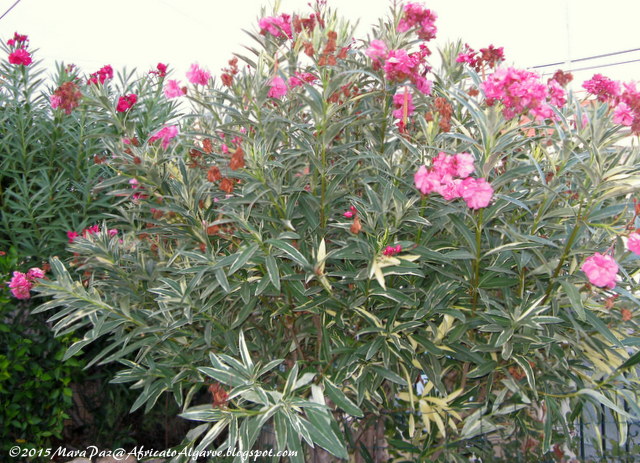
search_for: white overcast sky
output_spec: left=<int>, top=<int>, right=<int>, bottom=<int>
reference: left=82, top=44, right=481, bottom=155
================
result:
left=1, top=0, right=640, bottom=87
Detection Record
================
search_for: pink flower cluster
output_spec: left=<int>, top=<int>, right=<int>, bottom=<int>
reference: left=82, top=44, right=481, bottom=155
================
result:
left=382, top=245, right=402, bottom=256
left=583, top=75, right=640, bottom=134
left=397, top=3, right=437, bottom=41
left=579, top=232, right=640, bottom=290
left=87, top=65, right=113, bottom=85
left=116, top=94, right=137, bottom=112
left=186, top=63, right=210, bottom=86
left=289, top=71, right=317, bottom=88
left=481, top=67, right=566, bottom=120
left=627, top=232, right=640, bottom=255
left=7, top=32, right=28, bottom=47
left=149, top=125, right=179, bottom=150
left=258, top=14, right=292, bottom=39
left=414, top=152, right=493, bottom=209
left=7, top=267, right=45, bottom=300
left=392, top=88, right=415, bottom=131
left=382, top=47, right=432, bottom=94
left=67, top=225, right=118, bottom=243
left=456, top=44, right=504, bottom=72
left=149, top=62, right=167, bottom=78
left=365, top=39, right=432, bottom=94
left=164, top=79, right=187, bottom=99
left=582, top=74, right=620, bottom=102
left=8, top=48, right=32, bottom=66
left=267, top=76, right=288, bottom=98
left=6, top=32, right=31, bottom=66
left=581, top=253, right=619, bottom=289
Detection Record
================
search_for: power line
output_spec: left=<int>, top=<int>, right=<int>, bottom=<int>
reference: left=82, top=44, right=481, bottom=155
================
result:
left=540, top=57, right=640, bottom=76
left=532, top=47, right=640, bottom=69
left=0, top=0, right=21, bottom=22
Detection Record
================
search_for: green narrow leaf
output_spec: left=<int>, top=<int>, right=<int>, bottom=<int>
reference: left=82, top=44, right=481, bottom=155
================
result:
left=238, top=331, right=254, bottom=370
left=267, top=239, right=311, bottom=269
left=323, top=380, right=364, bottom=417
left=559, top=280, right=585, bottom=321
left=301, top=411, right=349, bottom=460
left=265, top=255, right=281, bottom=291
left=229, top=243, right=259, bottom=275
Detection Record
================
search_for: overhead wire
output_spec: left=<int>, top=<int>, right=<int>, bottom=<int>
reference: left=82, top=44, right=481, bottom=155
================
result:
left=0, top=0, right=21, bottom=22
left=532, top=47, right=640, bottom=76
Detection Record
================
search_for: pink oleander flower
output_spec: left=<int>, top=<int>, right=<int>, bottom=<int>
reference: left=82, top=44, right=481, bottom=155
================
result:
left=26, top=267, right=45, bottom=280
left=343, top=206, right=357, bottom=219
left=83, top=224, right=100, bottom=238
left=8, top=271, right=32, bottom=299
left=384, top=49, right=414, bottom=82
left=414, top=75, right=432, bottom=95
left=87, top=65, right=113, bottom=85
left=382, top=48, right=432, bottom=94
left=581, top=253, right=619, bottom=289
left=164, top=79, right=186, bottom=99
left=267, top=76, right=288, bottom=98
left=8, top=48, right=32, bottom=66
left=627, top=232, right=640, bottom=255
left=67, top=230, right=79, bottom=243
left=50, top=95, right=62, bottom=110
left=382, top=245, right=402, bottom=256
left=547, top=79, right=566, bottom=107
left=108, top=228, right=118, bottom=237
left=437, top=176, right=462, bottom=200
left=365, top=39, right=388, bottom=62
left=583, top=74, right=621, bottom=103
left=453, top=152, right=475, bottom=178
left=186, top=63, right=210, bottom=86
left=116, top=94, right=137, bottom=112
left=152, top=62, right=167, bottom=77
left=397, top=2, right=437, bottom=41
left=457, top=44, right=504, bottom=72
left=392, top=89, right=415, bottom=120
left=432, top=152, right=458, bottom=178
left=149, top=125, right=179, bottom=150
left=259, top=14, right=292, bottom=39
left=414, top=165, right=441, bottom=195
left=289, top=72, right=317, bottom=88
left=613, top=102, right=634, bottom=126
left=7, top=32, right=28, bottom=47
left=459, top=177, right=493, bottom=209
left=482, top=67, right=561, bottom=121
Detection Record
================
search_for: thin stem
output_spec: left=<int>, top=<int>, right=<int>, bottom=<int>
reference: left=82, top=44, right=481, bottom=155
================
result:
left=471, top=208, right=484, bottom=312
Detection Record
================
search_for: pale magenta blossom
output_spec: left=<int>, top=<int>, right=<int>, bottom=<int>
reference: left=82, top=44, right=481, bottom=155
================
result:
left=453, top=153, right=475, bottom=178
left=365, top=39, right=388, bottom=61
left=186, top=63, right=210, bottom=86
left=627, top=233, right=640, bottom=255
left=26, top=268, right=45, bottom=280
left=482, top=67, right=562, bottom=121
left=613, top=102, right=633, bottom=126
left=397, top=3, right=437, bottom=41
left=164, top=79, right=186, bottom=99
left=459, top=177, right=493, bottom=209
left=258, top=14, right=292, bottom=38
left=414, top=165, right=441, bottom=195
left=267, top=76, right=288, bottom=99
left=8, top=271, right=32, bottom=299
left=581, top=253, right=619, bottom=289
left=149, top=125, right=179, bottom=150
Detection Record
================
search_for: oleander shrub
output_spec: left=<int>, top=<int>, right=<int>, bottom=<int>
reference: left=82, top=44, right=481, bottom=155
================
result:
left=0, top=35, right=181, bottom=458
left=35, top=2, right=640, bottom=462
